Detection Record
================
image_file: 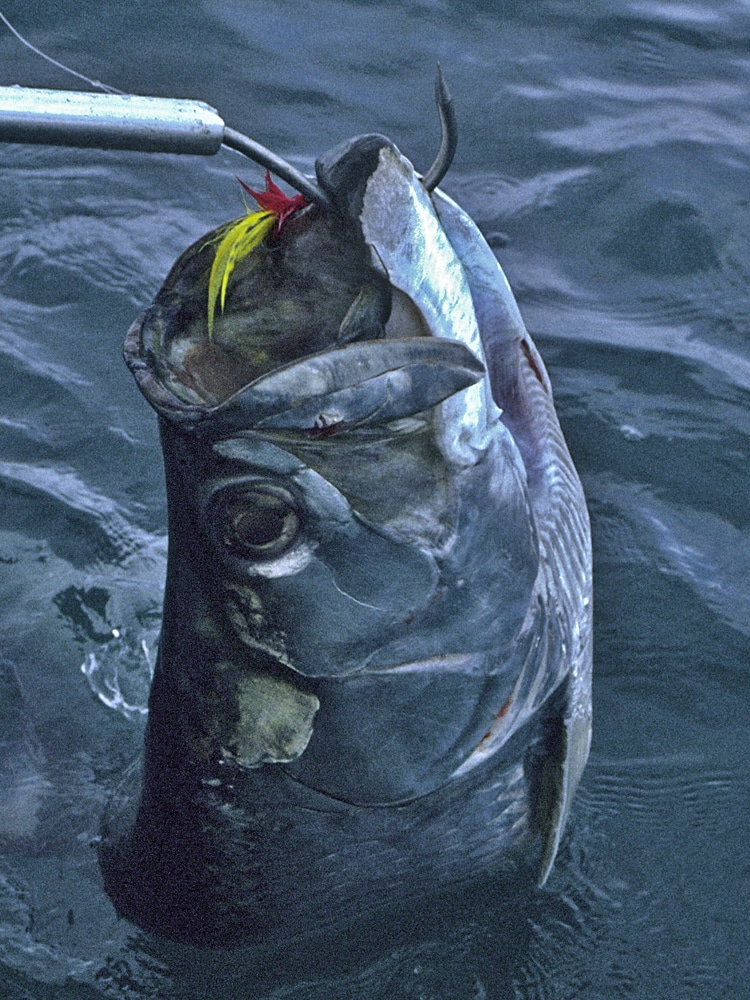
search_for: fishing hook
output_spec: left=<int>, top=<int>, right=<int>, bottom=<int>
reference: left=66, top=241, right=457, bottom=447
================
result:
left=421, top=64, right=458, bottom=192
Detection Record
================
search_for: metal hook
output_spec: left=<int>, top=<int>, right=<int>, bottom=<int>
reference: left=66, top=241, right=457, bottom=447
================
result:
left=0, top=85, right=331, bottom=212
left=222, top=127, right=333, bottom=211
left=0, top=78, right=451, bottom=208
left=421, top=64, right=458, bottom=192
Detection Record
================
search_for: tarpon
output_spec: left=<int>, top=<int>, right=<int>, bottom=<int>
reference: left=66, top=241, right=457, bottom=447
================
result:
left=100, top=90, right=592, bottom=945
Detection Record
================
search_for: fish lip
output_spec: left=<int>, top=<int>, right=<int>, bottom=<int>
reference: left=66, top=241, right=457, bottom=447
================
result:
left=123, top=313, right=206, bottom=427
left=315, top=133, right=397, bottom=220
left=126, top=309, right=484, bottom=434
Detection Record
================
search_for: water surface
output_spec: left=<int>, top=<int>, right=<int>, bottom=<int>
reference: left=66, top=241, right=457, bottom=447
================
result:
left=1, top=1, right=749, bottom=996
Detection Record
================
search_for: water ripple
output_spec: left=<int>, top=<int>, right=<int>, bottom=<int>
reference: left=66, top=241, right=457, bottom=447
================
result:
left=590, top=475, right=750, bottom=638
left=0, top=461, right=150, bottom=564
left=542, top=103, right=750, bottom=153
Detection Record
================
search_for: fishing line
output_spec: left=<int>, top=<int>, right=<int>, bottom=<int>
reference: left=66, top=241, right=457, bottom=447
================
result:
left=0, top=9, right=123, bottom=94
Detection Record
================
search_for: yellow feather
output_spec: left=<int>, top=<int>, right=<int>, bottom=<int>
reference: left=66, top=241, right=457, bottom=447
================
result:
left=207, top=210, right=276, bottom=339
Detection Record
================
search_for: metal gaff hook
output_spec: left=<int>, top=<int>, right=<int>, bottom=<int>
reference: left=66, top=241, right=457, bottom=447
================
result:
left=222, top=127, right=333, bottom=211
left=0, top=70, right=455, bottom=208
left=421, top=64, right=458, bottom=192
left=226, top=65, right=456, bottom=205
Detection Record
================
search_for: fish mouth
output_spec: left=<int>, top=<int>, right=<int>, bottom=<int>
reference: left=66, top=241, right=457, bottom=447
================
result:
left=124, top=129, right=487, bottom=434
left=125, top=293, right=484, bottom=442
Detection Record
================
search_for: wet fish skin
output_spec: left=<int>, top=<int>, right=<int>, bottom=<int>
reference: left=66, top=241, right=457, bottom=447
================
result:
left=102, top=131, right=592, bottom=945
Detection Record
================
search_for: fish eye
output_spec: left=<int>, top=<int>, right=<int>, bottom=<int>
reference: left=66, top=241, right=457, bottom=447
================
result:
left=219, top=486, right=301, bottom=560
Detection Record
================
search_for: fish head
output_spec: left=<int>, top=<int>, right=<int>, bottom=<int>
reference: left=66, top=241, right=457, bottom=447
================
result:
left=124, top=135, right=540, bottom=806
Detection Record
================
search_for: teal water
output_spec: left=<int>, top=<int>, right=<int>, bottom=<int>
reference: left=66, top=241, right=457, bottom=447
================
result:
left=1, top=1, right=749, bottom=996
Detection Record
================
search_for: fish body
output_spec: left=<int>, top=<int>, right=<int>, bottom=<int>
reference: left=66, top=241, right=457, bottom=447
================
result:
left=102, top=133, right=592, bottom=945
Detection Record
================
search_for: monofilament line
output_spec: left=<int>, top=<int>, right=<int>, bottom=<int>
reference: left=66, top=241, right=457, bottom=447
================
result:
left=0, top=10, right=122, bottom=94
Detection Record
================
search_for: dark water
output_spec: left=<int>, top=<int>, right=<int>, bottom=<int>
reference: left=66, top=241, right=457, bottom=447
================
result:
left=1, top=1, right=749, bottom=996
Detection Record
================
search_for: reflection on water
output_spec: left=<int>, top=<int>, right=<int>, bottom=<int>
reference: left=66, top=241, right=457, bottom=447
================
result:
left=81, top=625, right=156, bottom=720
left=1, top=0, right=749, bottom=996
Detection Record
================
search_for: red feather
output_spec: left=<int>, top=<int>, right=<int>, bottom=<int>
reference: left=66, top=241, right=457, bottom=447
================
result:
left=238, top=171, right=308, bottom=232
